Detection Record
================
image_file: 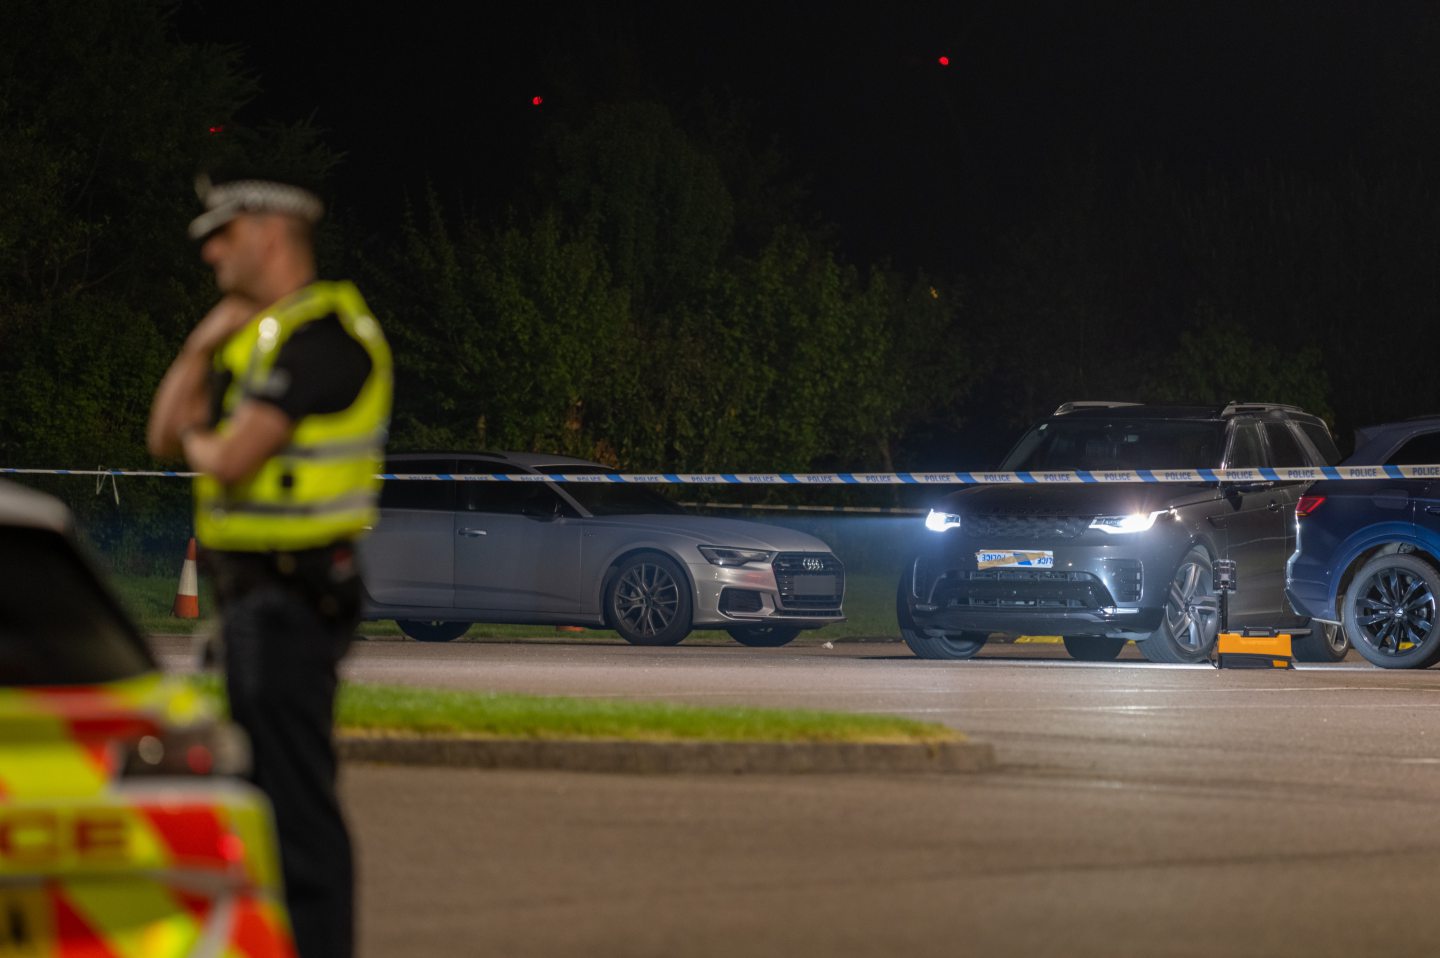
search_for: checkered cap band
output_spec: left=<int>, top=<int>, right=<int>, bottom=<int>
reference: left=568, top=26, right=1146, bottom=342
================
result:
left=188, top=179, right=325, bottom=240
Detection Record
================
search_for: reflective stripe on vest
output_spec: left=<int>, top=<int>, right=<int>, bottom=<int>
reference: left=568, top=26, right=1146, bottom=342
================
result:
left=194, top=280, right=392, bottom=552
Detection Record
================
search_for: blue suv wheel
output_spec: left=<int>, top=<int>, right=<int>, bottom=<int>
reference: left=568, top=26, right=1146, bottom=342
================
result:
left=1342, top=553, right=1440, bottom=669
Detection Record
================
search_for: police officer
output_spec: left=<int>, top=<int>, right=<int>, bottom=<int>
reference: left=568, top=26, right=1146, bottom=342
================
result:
left=147, top=172, right=391, bottom=958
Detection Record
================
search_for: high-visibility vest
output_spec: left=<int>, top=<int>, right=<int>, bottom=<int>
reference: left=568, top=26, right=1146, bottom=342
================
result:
left=194, top=280, right=392, bottom=552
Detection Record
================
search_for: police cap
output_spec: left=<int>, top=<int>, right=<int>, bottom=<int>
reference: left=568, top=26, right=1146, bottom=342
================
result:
left=188, top=173, right=325, bottom=241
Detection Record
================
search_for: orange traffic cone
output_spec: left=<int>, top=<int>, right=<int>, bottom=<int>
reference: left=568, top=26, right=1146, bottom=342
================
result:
left=172, top=537, right=200, bottom=619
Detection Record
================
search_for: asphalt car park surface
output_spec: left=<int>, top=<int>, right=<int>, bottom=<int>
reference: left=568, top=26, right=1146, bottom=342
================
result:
left=152, top=634, right=1440, bottom=956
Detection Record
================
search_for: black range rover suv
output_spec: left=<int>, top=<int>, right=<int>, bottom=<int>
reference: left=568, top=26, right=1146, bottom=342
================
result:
left=899, top=402, right=1345, bottom=663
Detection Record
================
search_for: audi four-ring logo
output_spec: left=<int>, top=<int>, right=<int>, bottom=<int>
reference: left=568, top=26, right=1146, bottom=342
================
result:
left=802, top=557, right=824, bottom=571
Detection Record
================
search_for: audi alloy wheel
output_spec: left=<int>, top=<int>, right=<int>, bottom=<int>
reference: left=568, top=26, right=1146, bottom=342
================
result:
left=606, top=553, right=693, bottom=646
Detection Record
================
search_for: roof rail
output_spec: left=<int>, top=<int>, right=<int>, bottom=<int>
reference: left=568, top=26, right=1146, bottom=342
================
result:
left=1218, top=401, right=1305, bottom=417
left=1053, top=401, right=1142, bottom=416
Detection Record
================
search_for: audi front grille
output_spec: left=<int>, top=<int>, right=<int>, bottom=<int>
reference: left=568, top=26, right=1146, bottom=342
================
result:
left=772, top=553, right=845, bottom=612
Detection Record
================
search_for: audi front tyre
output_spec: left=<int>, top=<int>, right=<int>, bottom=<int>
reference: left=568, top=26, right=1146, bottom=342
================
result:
left=606, top=553, right=693, bottom=646
left=1290, top=621, right=1350, bottom=663
left=1062, top=636, right=1127, bottom=661
left=897, top=575, right=986, bottom=660
left=1342, top=553, right=1440, bottom=669
left=1138, top=547, right=1220, bottom=664
left=396, top=620, right=470, bottom=643
left=727, top=625, right=802, bottom=647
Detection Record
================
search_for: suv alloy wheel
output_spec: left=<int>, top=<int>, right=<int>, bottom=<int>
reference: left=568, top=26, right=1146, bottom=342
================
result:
left=1138, top=547, right=1220, bottom=663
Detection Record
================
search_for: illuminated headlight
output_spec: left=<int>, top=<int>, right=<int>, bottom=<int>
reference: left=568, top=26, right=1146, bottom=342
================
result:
left=1089, top=511, right=1165, bottom=534
left=925, top=510, right=963, bottom=533
left=699, top=546, right=775, bottom=567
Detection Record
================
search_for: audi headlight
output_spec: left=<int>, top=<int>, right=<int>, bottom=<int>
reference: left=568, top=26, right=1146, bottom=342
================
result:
left=699, top=546, right=775, bottom=567
left=1089, top=511, right=1165, bottom=534
left=925, top=510, right=963, bottom=532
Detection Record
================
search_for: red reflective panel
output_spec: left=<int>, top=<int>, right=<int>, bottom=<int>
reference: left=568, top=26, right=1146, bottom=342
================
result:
left=186, top=744, right=214, bottom=775
left=1296, top=495, right=1326, bottom=517
left=219, top=833, right=246, bottom=863
left=139, top=806, right=230, bottom=868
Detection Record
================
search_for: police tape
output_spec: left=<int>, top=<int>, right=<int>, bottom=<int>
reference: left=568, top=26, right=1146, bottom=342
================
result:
left=680, top=502, right=926, bottom=514
left=5, top=465, right=1440, bottom=483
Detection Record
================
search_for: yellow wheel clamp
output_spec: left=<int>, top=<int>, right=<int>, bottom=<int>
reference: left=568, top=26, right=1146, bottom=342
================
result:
left=1207, top=559, right=1296, bottom=669
left=1212, top=628, right=1295, bottom=670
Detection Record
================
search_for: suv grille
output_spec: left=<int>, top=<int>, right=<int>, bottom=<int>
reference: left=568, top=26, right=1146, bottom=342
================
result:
left=937, top=569, right=1114, bottom=610
left=967, top=514, right=1089, bottom=540
left=773, top=553, right=845, bottom=612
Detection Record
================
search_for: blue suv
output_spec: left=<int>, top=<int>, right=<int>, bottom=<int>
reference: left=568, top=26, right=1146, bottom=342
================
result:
left=1287, top=416, right=1440, bottom=668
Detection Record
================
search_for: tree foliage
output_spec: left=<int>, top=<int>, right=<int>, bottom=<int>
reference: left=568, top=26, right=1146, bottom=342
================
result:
left=375, top=194, right=631, bottom=459
left=366, top=104, right=977, bottom=480
left=0, top=1, right=337, bottom=567
left=6, top=0, right=1440, bottom=557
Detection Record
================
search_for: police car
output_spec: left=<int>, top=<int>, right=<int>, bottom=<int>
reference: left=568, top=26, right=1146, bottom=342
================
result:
left=0, top=480, right=296, bottom=956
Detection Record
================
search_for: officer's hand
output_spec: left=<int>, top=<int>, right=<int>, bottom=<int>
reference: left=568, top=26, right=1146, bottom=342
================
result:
left=185, top=296, right=258, bottom=357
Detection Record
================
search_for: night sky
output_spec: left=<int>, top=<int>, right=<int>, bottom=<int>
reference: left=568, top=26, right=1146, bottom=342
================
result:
left=173, top=1, right=1437, bottom=275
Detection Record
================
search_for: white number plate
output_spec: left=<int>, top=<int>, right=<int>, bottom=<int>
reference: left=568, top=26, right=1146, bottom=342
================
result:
left=976, top=550, right=1054, bottom=570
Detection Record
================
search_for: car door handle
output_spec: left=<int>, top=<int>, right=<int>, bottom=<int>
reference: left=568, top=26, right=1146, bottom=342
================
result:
left=1268, top=501, right=1282, bottom=512
left=458, top=528, right=487, bottom=537
left=1426, top=506, right=1440, bottom=517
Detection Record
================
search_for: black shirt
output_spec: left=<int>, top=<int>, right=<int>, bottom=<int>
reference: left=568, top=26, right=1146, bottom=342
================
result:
left=208, top=314, right=372, bottom=425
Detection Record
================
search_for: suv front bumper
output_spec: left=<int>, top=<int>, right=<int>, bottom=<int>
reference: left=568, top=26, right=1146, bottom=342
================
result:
left=907, top=590, right=1164, bottom=637
left=902, top=533, right=1192, bottom=640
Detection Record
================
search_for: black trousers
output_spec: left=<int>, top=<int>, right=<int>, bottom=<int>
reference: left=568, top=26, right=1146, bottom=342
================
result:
left=208, top=546, right=361, bottom=958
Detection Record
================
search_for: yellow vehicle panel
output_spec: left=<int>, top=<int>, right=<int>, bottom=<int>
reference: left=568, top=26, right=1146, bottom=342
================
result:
left=0, top=480, right=299, bottom=955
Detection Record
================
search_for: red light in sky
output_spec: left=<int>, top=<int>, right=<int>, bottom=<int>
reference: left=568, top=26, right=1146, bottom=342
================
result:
left=207, top=125, right=225, bottom=134
left=532, top=96, right=543, bottom=106
left=937, top=56, right=950, bottom=67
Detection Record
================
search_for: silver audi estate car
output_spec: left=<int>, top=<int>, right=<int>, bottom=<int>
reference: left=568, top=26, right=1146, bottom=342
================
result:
left=358, top=452, right=846, bottom=646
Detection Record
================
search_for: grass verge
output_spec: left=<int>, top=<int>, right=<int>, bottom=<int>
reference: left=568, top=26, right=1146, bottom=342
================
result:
left=190, top=677, right=959, bottom=744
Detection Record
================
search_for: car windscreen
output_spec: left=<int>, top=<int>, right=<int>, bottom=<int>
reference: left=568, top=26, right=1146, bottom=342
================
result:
left=1000, top=419, right=1228, bottom=471
left=0, top=527, right=154, bottom=686
left=535, top=466, right=687, bottom=516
